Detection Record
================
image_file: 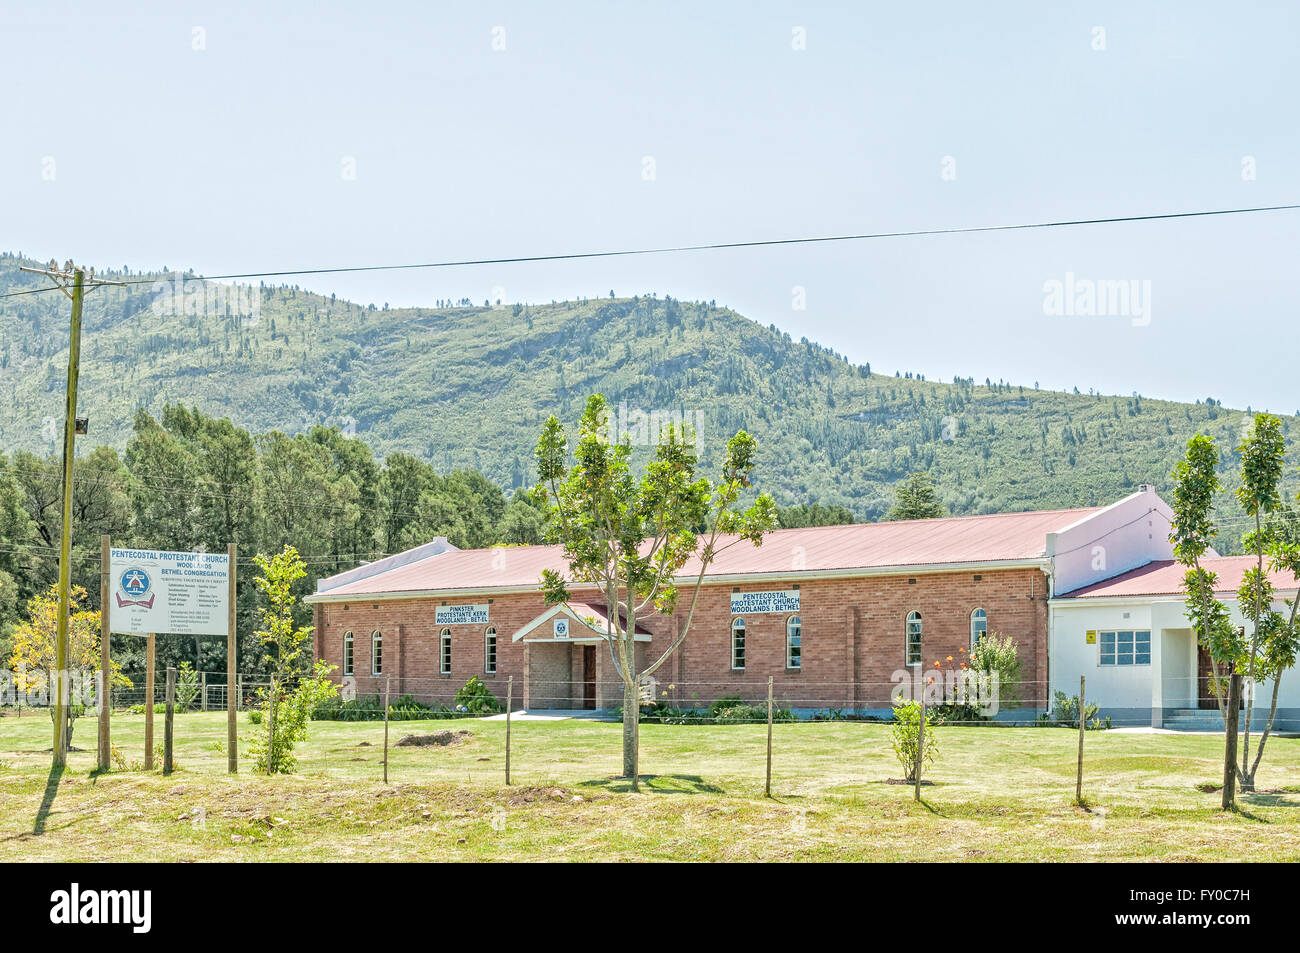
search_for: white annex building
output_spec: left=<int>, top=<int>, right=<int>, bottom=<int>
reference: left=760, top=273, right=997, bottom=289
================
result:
left=1050, top=493, right=1300, bottom=730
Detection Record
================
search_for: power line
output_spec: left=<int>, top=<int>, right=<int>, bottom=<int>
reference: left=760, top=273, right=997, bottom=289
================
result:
left=4, top=201, right=1299, bottom=300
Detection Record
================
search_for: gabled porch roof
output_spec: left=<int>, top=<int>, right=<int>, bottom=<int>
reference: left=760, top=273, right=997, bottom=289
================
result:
left=511, top=602, right=653, bottom=643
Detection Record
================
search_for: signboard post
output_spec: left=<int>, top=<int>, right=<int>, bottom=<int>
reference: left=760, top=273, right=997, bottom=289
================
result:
left=97, top=536, right=111, bottom=772
left=227, top=543, right=237, bottom=774
left=144, top=633, right=155, bottom=768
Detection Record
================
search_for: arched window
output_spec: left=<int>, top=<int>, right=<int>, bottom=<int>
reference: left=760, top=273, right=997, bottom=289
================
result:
left=484, top=626, right=497, bottom=675
left=970, top=608, right=987, bottom=650
left=731, top=618, right=746, bottom=670
left=440, top=628, right=452, bottom=675
left=343, top=631, right=354, bottom=676
left=786, top=616, right=802, bottom=670
left=371, top=630, right=383, bottom=676
left=905, top=612, right=922, bottom=666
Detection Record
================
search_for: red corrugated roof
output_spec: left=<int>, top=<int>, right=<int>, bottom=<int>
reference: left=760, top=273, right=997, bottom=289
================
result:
left=312, top=505, right=1103, bottom=599
left=1062, top=557, right=1300, bottom=599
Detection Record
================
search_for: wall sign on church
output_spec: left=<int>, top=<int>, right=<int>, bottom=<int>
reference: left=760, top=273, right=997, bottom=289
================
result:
left=729, top=590, right=801, bottom=614
left=435, top=604, right=490, bottom=625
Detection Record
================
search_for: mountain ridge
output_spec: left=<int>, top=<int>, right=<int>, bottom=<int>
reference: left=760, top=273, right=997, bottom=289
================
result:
left=2, top=251, right=1293, bottom=524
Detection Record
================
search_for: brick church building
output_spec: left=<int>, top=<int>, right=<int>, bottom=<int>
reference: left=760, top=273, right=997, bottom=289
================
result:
left=307, top=487, right=1175, bottom=718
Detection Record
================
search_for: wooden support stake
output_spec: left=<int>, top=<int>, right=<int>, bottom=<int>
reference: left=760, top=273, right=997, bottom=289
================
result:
left=227, top=542, right=238, bottom=774
left=505, top=675, right=513, bottom=786
left=144, top=632, right=155, bottom=769
left=765, top=675, right=774, bottom=798
left=163, top=666, right=175, bottom=775
left=383, top=675, right=391, bottom=784
left=266, top=676, right=277, bottom=774
left=97, top=535, right=111, bottom=771
left=1075, top=674, right=1086, bottom=804
left=1222, top=673, right=1241, bottom=811
left=914, top=672, right=926, bottom=802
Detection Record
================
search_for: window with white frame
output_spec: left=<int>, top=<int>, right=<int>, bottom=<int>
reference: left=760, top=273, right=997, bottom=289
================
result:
left=970, top=608, right=987, bottom=650
left=1099, top=629, right=1151, bottom=666
left=731, top=618, right=746, bottom=670
left=440, top=628, right=452, bottom=675
left=786, top=615, right=802, bottom=669
left=906, top=611, right=922, bottom=666
left=371, top=631, right=383, bottom=676
left=343, top=631, right=354, bottom=676
left=484, top=626, right=497, bottom=675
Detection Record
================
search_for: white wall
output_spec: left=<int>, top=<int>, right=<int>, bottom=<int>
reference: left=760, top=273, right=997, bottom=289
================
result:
left=1047, top=486, right=1175, bottom=596
left=1050, top=601, right=1158, bottom=718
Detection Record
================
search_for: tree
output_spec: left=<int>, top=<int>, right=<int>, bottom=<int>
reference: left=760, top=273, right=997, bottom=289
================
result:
left=247, top=545, right=337, bottom=774
left=886, top=472, right=945, bottom=520
left=775, top=501, right=855, bottom=528
left=1233, top=415, right=1299, bottom=790
left=8, top=584, right=130, bottom=748
left=1170, top=421, right=1300, bottom=793
left=533, top=394, right=776, bottom=787
left=499, top=492, right=546, bottom=544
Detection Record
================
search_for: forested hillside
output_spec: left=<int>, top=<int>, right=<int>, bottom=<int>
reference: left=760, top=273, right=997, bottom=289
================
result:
left=2, top=250, right=1296, bottom=526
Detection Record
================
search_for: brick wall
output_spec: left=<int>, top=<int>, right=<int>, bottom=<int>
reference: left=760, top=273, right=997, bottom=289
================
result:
left=313, top=566, right=1049, bottom=712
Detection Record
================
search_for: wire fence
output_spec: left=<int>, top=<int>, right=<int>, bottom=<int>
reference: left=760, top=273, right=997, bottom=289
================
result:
left=2, top=669, right=1259, bottom=725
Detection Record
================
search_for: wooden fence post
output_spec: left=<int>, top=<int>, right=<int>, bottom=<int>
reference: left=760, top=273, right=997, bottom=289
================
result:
left=144, top=633, right=155, bottom=769
left=765, top=675, right=774, bottom=798
left=201, top=672, right=207, bottom=712
left=1075, top=674, right=1086, bottom=804
left=97, top=536, right=111, bottom=771
left=379, top=670, right=390, bottom=780
left=505, top=675, right=513, bottom=786
left=163, top=666, right=175, bottom=775
left=1222, top=673, right=1241, bottom=810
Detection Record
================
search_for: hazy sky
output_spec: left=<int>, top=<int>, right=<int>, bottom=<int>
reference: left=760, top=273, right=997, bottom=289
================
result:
left=3, top=1, right=1297, bottom=411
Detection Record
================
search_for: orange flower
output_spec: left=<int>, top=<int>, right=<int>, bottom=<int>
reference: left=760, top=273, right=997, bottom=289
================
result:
left=946, top=655, right=953, bottom=662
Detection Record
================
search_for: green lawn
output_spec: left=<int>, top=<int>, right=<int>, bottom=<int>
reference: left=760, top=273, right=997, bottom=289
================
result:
left=2, top=711, right=1298, bottom=861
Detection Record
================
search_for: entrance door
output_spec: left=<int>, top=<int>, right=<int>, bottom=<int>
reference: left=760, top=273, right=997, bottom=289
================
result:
left=1197, top=645, right=1238, bottom=710
left=582, top=646, right=596, bottom=709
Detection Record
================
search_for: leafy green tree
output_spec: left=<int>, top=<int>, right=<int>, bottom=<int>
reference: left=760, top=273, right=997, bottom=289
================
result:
left=1171, top=422, right=1300, bottom=792
left=775, top=501, right=856, bottom=528
left=1232, top=415, right=1299, bottom=790
left=886, top=472, right=945, bottom=520
left=247, top=545, right=337, bottom=774
left=125, top=409, right=202, bottom=550
left=499, top=491, right=546, bottom=544
left=890, top=699, right=939, bottom=782
left=533, top=394, right=776, bottom=786
left=376, top=452, right=437, bottom=553
left=1171, top=433, right=1241, bottom=724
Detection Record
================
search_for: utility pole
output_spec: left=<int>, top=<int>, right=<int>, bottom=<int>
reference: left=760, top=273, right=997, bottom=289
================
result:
left=19, top=261, right=123, bottom=768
